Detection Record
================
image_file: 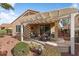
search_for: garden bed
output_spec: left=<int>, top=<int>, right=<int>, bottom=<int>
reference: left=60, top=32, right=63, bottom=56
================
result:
left=11, top=41, right=61, bottom=56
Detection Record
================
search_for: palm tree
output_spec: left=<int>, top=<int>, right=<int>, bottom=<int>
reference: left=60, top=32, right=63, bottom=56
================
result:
left=0, top=3, right=14, bottom=10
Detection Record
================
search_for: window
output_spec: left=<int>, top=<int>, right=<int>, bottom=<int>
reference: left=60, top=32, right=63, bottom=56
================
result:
left=16, top=25, right=21, bottom=32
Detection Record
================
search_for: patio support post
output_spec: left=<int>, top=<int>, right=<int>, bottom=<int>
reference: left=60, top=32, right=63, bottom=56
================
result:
left=55, top=21, right=58, bottom=40
left=70, top=13, right=75, bottom=55
left=21, top=24, right=24, bottom=42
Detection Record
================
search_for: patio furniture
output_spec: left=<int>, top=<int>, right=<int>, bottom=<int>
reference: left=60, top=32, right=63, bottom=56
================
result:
left=30, top=32, right=37, bottom=39
left=38, top=33, right=50, bottom=41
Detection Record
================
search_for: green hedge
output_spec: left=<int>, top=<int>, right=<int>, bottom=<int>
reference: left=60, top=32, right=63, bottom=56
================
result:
left=11, top=42, right=30, bottom=56
left=0, top=29, right=7, bottom=37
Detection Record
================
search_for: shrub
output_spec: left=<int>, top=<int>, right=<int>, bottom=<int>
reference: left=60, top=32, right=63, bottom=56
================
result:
left=6, top=29, right=12, bottom=35
left=11, top=42, right=30, bottom=56
left=0, top=29, right=7, bottom=37
left=41, top=44, right=61, bottom=56
left=29, top=42, right=39, bottom=49
left=29, top=42, right=43, bottom=56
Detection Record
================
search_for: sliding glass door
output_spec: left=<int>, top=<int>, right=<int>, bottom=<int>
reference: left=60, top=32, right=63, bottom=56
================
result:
left=40, top=24, right=50, bottom=36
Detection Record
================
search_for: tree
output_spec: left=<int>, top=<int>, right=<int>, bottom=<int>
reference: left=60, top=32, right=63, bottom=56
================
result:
left=0, top=3, right=14, bottom=10
left=0, top=3, right=14, bottom=20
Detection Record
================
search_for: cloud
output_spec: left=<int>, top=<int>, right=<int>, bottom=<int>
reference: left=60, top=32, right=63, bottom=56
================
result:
left=0, top=11, right=16, bottom=20
left=9, top=10, right=15, bottom=15
left=0, top=3, right=18, bottom=24
left=71, top=3, right=79, bottom=8
left=0, top=10, right=18, bottom=24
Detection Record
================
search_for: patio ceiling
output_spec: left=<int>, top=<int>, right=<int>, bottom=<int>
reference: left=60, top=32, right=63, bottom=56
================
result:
left=23, top=12, right=59, bottom=25
left=26, top=17, right=58, bottom=24
left=23, top=13, right=70, bottom=25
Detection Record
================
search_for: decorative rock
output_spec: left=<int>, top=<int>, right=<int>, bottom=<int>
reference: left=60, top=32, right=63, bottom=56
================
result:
left=0, top=50, right=7, bottom=56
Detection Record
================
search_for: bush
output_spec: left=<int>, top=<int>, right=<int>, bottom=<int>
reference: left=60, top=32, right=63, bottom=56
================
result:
left=29, top=42, right=43, bottom=56
left=11, top=42, right=30, bottom=56
left=6, top=29, right=12, bottom=35
left=41, top=44, right=61, bottom=56
left=0, top=29, right=7, bottom=37
left=29, top=42, right=40, bottom=49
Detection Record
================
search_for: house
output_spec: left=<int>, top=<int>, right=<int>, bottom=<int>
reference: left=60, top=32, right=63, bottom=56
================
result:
left=10, top=8, right=79, bottom=55
left=10, top=9, right=39, bottom=38
left=11, top=8, right=79, bottom=41
left=0, top=24, right=10, bottom=30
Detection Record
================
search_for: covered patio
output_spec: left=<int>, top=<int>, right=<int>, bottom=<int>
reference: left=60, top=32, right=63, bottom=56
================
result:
left=22, top=13, right=59, bottom=41
left=19, top=10, right=79, bottom=55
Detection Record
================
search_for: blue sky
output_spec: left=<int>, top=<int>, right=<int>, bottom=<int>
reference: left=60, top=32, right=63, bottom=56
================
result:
left=0, top=3, right=78, bottom=24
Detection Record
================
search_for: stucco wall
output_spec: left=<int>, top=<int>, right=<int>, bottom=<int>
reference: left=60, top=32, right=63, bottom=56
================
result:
left=11, top=14, right=38, bottom=36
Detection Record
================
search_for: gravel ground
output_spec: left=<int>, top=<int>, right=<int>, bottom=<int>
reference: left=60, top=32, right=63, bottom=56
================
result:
left=0, top=35, right=19, bottom=56
left=0, top=35, right=79, bottom=56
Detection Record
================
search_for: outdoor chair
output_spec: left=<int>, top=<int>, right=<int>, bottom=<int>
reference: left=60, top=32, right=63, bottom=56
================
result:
left=39, top=33, right=50, bottom=41
left=30, top=32, right=38, bottom=39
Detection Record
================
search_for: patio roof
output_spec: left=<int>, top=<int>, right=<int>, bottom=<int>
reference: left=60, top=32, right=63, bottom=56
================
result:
left=25, top=17, right=58, bottom=24
left=22, top=12, right=59, bottom=25
left=22, top=8, right=77, bottom=25
left=22, top=13, right=71, bottom=25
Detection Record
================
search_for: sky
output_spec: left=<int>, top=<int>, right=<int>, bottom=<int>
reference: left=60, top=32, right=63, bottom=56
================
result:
left=0, top=3, right=79, bottom=24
